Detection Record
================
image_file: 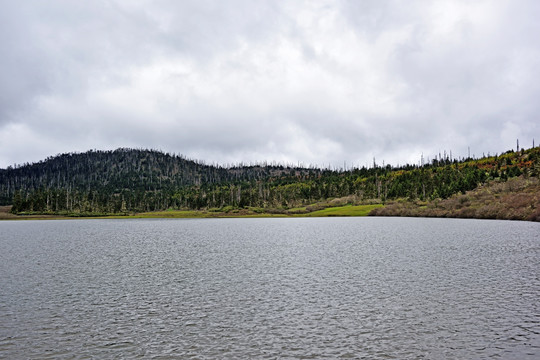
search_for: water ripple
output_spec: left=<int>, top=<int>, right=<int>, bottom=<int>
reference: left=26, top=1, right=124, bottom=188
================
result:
left=0, top=217, right=539, bottom=359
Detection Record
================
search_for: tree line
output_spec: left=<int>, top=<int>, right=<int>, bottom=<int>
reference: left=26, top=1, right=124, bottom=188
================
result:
left=1, top=147, right=538, bottom=215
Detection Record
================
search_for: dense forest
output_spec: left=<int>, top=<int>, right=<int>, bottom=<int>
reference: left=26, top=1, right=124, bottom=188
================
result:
left=1, top=146, right=539, bottom=216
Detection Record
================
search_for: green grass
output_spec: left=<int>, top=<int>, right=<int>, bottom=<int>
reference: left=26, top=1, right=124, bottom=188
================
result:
left=117, top=205, right=383, bottom=219
left=3, top=204, right=385, bottom=220
left=302, top=204, right=383, bottom=217
left=130, top=210, right=213, bottom=218
left=125, top=209, right=289, bottom=219
left=286, top=206, right=308, bottom=212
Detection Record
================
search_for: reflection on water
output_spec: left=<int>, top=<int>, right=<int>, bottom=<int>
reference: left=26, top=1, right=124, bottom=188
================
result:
left=1, top=217, right=539, bottom=358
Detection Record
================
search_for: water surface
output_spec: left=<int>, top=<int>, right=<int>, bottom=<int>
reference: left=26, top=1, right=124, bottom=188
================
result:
left=0, top=217, right=539, bottom=358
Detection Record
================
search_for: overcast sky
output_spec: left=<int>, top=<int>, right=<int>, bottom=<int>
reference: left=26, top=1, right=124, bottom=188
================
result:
left=1, top=0, right=539, bottom=169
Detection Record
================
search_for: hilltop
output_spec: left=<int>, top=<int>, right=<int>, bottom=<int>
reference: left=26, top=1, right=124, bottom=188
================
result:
left=1, top=147, right=539, bottom=221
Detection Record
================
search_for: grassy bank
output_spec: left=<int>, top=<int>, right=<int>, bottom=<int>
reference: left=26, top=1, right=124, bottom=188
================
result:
left=111, top=204, right=382, bottom=219
left=303, top=204, right=382, bottom=217
left=0, top=206, right=74, bottom=220
left=1, top=204, right=383, bottom=220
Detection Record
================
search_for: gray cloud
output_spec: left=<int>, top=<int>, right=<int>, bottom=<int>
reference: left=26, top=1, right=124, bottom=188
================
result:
left=1, top=0, right=539, bottom=168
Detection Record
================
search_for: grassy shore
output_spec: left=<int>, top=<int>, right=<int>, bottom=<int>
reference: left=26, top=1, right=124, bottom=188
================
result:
left=1, top=204, right=383, bottom=220
left=102, top=204, right=383, bottom=219
left=0, top=206, right=73, bottom=220
left=302, top=204, right=382, bottom=217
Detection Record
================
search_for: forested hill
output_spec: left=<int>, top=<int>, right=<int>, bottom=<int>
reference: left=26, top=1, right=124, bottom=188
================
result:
left=1, top=146, right=539, bottom=217
left=0, top=148, right=322, bottom=209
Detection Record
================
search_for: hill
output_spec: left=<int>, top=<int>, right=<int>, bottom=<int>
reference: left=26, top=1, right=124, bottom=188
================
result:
left=1, top=147, right=539, bottom=220
left=0, top=148, right=323, bottom=213
left=370, top=176, right=540, bottom=222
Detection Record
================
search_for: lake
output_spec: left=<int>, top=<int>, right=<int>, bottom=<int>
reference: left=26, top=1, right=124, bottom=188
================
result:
left=0, top=217, right=539, bottom=359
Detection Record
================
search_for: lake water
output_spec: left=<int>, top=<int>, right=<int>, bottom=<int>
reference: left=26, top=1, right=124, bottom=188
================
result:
left=0, top=217, right=539, bottom=359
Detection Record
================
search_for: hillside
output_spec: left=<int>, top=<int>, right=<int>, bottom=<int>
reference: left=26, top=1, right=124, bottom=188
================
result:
left=1, top=146, right=539, bottom=220
left=0, top=148, right=322, bottom=211
left=370, top=176, right=540, bottom=222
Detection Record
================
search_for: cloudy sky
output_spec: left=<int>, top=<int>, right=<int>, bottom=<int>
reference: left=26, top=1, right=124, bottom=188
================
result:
left=1, top=0, right=539, bottom=169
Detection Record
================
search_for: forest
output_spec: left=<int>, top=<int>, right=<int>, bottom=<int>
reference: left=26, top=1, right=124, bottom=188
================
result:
left=1, top=146, right=539, bottom=217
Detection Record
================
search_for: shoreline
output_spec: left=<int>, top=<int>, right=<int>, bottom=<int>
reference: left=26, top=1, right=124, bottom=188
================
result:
left=0, top=204, right=383, bottom=221
left=2, top=202, right=539, bottom=222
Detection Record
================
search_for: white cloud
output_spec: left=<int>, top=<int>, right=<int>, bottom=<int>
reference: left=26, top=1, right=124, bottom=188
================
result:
left=1, top=0, right=539, bottom=168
